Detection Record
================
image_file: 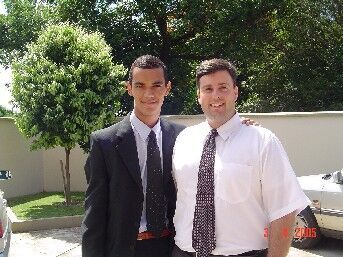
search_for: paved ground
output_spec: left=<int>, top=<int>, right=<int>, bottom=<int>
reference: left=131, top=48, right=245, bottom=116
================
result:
left=9, top=227, right=343, bottom=257
left=10, top=227, right=81, bottom=257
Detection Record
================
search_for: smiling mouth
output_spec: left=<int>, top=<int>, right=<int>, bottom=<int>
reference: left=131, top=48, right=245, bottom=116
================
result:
left=210, top=103, right=224, bottom=107
left=143, top=101, right=158, bottom=105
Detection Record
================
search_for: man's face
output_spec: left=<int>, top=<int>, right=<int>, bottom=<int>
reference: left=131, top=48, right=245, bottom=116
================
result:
left=197, top=70, right=238, bottom=128
left=126, top=67, right=171, bottom=125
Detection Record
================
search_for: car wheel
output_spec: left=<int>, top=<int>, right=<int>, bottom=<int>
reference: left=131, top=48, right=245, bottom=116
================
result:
left=292, top=206, right=322, bottom=249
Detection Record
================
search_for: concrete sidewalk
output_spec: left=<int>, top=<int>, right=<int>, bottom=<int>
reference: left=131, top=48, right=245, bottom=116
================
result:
left=10, top=227, right=81, bottom=257
left=9, top=227, right=343, bottom=257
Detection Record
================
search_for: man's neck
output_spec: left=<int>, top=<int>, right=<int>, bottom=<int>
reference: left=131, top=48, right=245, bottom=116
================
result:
left=208, top=111, right=236, bottom=129
left=133, top=111, right=160, bottom=129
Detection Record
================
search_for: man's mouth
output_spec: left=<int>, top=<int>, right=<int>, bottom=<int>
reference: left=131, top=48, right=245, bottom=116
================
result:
left=143, top=101, right=158, bottom=105
left=210, top=103, right=224, bottom=108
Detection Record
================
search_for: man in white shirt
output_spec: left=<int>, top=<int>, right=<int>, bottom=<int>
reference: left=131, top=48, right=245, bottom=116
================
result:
left=172, top=59, right=310, bottom=257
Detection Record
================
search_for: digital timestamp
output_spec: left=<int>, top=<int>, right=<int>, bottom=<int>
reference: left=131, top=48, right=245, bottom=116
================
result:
left=264, top=227, right=317, bottom=238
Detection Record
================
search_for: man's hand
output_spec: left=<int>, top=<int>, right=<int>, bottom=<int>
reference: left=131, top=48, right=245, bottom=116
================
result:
left=267, top=211, right=296, bottom=257
left=241, top=117, right=260, bottom=126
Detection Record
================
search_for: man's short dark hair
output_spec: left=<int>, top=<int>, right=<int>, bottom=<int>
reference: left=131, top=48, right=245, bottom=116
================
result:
left=196, top=58, right=237, bottom=88
left=128, top=55, right=168, bottom=84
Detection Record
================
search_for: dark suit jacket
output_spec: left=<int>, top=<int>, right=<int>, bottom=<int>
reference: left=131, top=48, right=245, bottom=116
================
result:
left=82, top=114, right=185, bottom=257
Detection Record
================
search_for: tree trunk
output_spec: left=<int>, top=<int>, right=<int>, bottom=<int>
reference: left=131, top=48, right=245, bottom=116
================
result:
left=60, top=148, right=72, bottom=205
left=155, top=16, right=171, bottom=66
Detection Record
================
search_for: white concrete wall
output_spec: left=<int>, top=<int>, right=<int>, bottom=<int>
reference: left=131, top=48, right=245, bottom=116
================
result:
left=242, top=112, right=343, bottom=177
left=43, top=146, right=87, bottom=192
left=0, top=118, right=44, bottom=198
left=1, top=112, right=343, bottom=198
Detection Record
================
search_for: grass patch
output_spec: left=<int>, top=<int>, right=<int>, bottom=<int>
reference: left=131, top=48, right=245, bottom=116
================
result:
left=8, top=192, right=85, bottom=220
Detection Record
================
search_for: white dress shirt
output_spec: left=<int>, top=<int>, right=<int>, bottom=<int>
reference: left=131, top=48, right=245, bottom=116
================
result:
left=172, top=113, right=310, bottom=255
left=130, top=112, right=163, bottom=233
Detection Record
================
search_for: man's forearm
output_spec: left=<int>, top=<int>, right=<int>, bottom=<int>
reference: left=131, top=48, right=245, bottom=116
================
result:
left=267, top=211, right=296, bottom=257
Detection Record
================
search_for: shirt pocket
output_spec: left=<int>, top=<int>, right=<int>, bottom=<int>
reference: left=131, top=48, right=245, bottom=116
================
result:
left=216, top=163, right=253, bottom=204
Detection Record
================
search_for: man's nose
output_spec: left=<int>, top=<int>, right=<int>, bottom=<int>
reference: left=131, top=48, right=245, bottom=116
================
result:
left=144, top=88, right=155, bottom=98
left=212, top=89, right=221, bottom=99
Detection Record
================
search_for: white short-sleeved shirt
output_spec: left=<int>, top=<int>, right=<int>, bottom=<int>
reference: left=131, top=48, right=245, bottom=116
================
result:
left=172, top=113, right=310, bottom=255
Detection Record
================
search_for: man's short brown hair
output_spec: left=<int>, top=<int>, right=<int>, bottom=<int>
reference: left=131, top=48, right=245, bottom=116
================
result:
left=196, top=59, right=237, bottom=88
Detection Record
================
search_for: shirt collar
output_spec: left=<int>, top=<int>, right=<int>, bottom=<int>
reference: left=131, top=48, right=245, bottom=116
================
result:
left=130, top=111, right=161, bottom=141
left=204, top=112, right=242, bottom=141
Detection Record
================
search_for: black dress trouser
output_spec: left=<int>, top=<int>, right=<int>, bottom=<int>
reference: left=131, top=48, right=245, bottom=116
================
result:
left=171, top=245, right=268, bottom=257
left=134, top=235, right=174, bottom=257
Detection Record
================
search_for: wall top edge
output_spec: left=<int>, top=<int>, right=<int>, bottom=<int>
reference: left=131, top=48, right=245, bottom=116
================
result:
left=0, top=117, right=15, bottom=121
left=2, top=112, right=343, bottom=125
left=162, top=111, right=343, bottom=119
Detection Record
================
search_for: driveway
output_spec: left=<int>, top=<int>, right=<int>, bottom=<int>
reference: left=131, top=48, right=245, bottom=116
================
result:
left=9, top=227, right=81, bottom=257
left=9, top=227, right=343, bottom=257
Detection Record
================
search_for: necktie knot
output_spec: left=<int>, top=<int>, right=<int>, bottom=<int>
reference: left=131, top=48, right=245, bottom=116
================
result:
left=210, top=129, right=218, bottom=138
left=149, top=130, right=157, bottom=141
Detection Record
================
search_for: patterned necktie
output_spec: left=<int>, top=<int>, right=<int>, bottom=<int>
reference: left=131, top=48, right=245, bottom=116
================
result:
left=146, top=130, right=165, bottom=236
left=192, top=129, right=218, bottom=257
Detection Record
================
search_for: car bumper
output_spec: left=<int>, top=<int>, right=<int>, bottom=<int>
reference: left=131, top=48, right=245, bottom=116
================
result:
left=0, top=219, right=11, bottom=257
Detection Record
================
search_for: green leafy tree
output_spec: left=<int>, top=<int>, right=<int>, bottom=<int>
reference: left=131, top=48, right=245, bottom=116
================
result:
left=1, top=0, right=286, bottom=114
left=0, top=105, right=12, bottom=117
left=12, top=23, right=126, bottom=205
left=2, top=0, right=343, bottom=113
left=66, top=0, right=286, bottom=114
left=0, top=0, right=56, bottom=66
left=238, top=0, right=343, bottom=112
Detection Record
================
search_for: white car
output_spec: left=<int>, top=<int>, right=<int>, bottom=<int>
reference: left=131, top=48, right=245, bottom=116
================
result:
left=0, top=170, right=11, bottom=257
left=292, top=169, right=343, bottom=248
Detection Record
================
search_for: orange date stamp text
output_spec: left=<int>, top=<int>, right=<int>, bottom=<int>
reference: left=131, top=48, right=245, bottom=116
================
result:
left=264, top=227, right=317, bottom=238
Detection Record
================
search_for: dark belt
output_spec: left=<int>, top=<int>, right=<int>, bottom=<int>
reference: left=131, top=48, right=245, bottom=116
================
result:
left=176, top=246, right=268, bottom=257
left=137, top=229, right=172, bottom=240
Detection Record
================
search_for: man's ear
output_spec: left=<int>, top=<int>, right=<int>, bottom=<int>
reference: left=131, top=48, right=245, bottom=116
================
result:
left=234, top=85, right=239, bottom=101
left=165, top=81, right=172, bottom=96
left=197, top=88, right=201, bottom=103
left=126, top=81, right=133, bottom=96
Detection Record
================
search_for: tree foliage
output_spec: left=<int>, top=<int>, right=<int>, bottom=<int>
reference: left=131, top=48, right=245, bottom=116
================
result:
left=239, top=0, right=343, bottom=112
left=2, top=0, right=343, bottom=113
left=12, top=23, right=126, bottom=203
left=0, top=105, right=12, bottom=117
left=0, top=0, right=56, bottom=66
left=12, top=23, right=126, bottom=151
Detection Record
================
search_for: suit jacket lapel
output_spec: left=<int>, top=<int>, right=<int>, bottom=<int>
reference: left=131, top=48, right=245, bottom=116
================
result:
left=116, top=114, right=142, bottom=190
left=161, top=119, right=175, bottom=187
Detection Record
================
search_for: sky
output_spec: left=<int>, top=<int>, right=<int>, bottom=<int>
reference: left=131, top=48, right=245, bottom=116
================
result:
left=0, top=0, right=5, bottom=15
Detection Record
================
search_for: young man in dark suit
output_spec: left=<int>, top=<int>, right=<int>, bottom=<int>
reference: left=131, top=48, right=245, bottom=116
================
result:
left=82, top=55, right=185, bottom=257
